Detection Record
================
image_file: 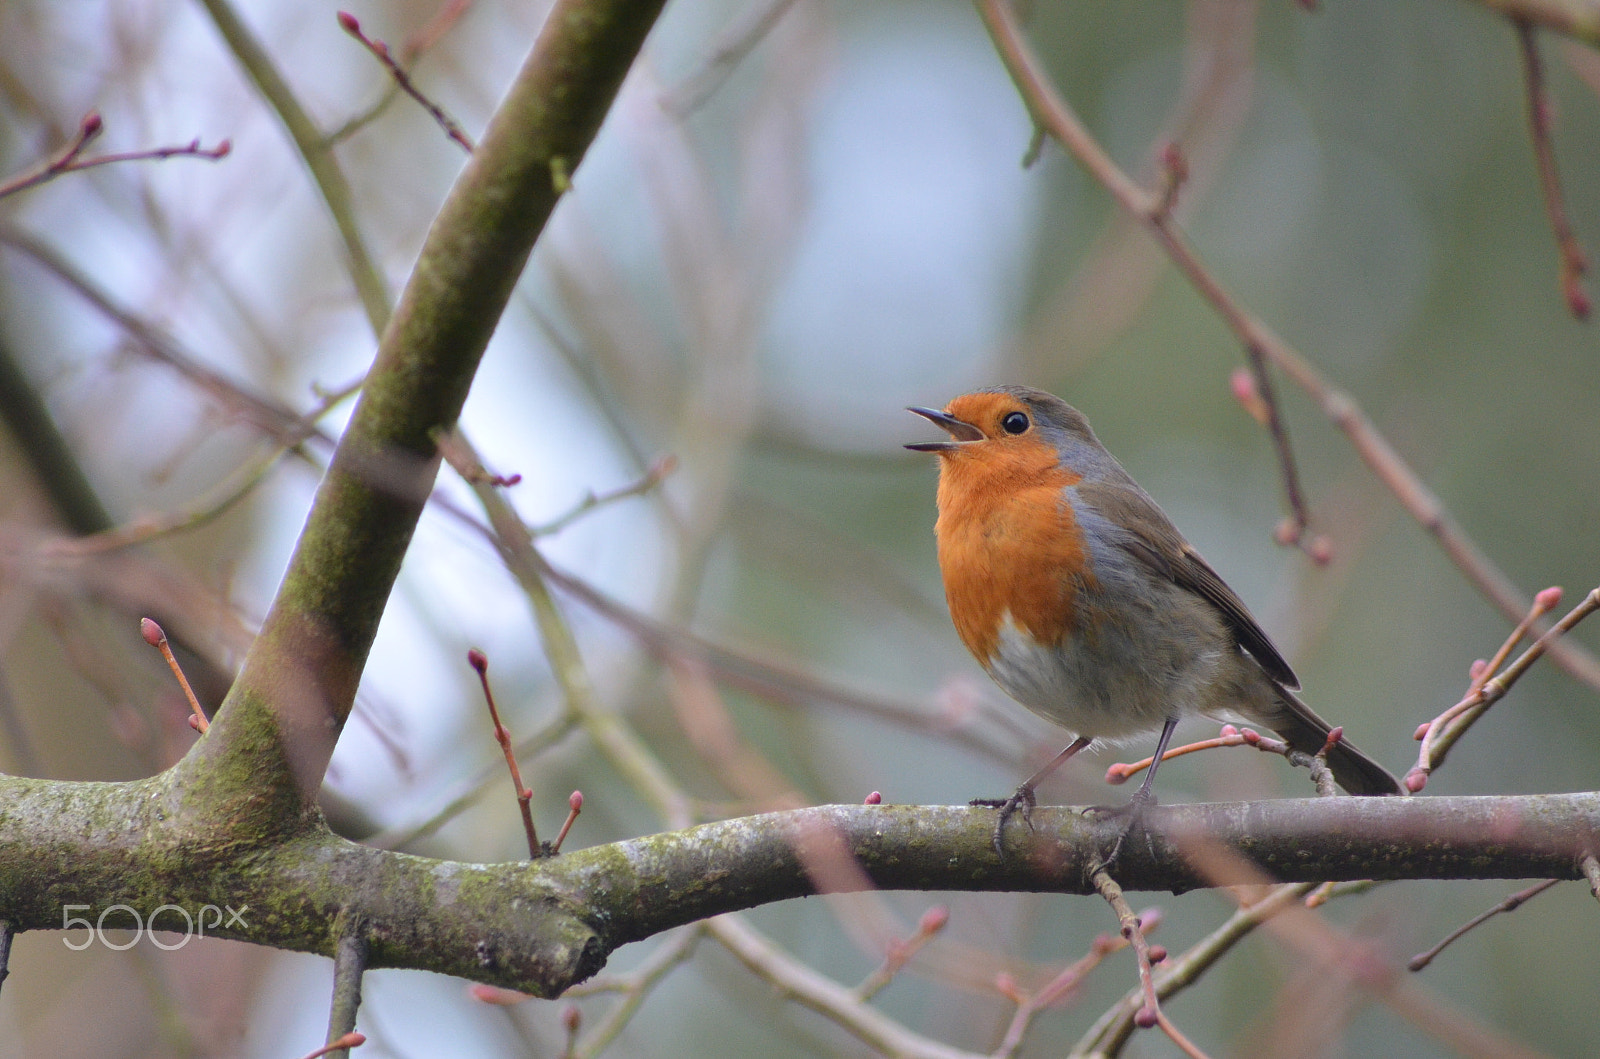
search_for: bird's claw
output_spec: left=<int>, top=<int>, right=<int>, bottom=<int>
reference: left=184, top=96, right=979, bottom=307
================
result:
left=1084, top=786, right=1158, bottom=870
left=972, top=784, right=1037, bottom=857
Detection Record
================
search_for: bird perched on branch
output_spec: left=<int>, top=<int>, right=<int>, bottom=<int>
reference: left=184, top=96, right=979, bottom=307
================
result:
left=908, top=386, right=1401, bottom=854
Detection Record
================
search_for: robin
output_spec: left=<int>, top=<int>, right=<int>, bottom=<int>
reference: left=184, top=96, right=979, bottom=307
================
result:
left=908, top=386, right=1401, bottom=853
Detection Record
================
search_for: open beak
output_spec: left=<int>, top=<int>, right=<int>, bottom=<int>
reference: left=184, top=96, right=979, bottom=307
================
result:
left=905, top=406, right=984, bottom=452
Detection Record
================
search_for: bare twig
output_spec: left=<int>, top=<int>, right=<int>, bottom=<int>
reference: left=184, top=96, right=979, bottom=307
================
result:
left=327, top=0, right=476, bottom=144
left=467, top=649, right=542, bottom=857
left=1106, top=723, right=1332, bottom=791
left=0, top=227, right=339, bottom=449
left=550, top=790, right=583, bottom=854
left=36, top=450, right=282, bottom=559
left=975, top=0, right=1312, bottom=555
left=1090, top=867, right=1209, bottom=1059
left=1306, top=727, right=1346, bottom=799
left=0, top=112, right=229, bottom=201
left=298, top=1033, right=367, bottom=1059
left=1514, top=18, right=1590, bottom=318
left=532, top=455, right=678, bottom=535
left=367, top=713, right=576, bottom=850
left=530, top=552, right=1021, bottom=768
left=1408, top=879, right=1560, bottom=972
left=338, top=11, right=476, bottom=152
left=1412, top=586, right=1600, bottom=787
left=440, top=434, right=1003, bottom=1057
left=1169, top=838, right=1551, bottom=1059
left=438, top=431, right=692, bottom=824
left=666, top=656, right=806, bottom=811
left=1073, top=883, right=1315, bottom=1055
left=991, top=919, right=1141, bottom=1058
left=708, top=915, right=982, bottom=1059
left=32, top=376, right=358, bottom=561
left=854, top=905, right=950, bottom=1002
left=140, top=618, right=209, bottom=733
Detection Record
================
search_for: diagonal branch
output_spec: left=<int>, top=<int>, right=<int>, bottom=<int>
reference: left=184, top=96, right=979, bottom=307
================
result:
left=190, top=0, right=668, bottom=816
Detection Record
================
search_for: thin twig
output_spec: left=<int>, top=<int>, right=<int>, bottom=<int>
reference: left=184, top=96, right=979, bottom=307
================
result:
left=1407, top=586, right=1560, bottom=783
left=1306, top=727, right=1345, bottom=799
left=0, top=112, right=229, bottom=201
left=854, top=905, right=950, bottom=1002
left=338, top=12, right=476, bottom=152
left=1408, top=879, right=1560, bottom=972
left=991, top=920, right=1141, bottom=1058
left=1169, top=837, right=1553, bottom=1059
left=0, top=227, right=339, bottom=449
left=1414, top=586, right=1600, bottom=785
left=37, top=422, right=321, bottom=559
left=0, top=919, right=12, bottom=996
left=975, top=0, right=1311, bottom=553
left=1090, top=867, right=1209, bottom=1059
left=1514, top=17, right=1590, bottom=318
left=527, top=549, right=1022, bottom=769
left=532, top=455, right=678, bottom=536
left=140, top=618, right=209, bottom=733
left=1073, top=883, right=1315, bottom=1056
left=440, top=435, right=993, bottom=1058
left=328, top=0, right=476, bottom=145
left=468, top=649, right=541, bottom=857
left=974, top=0, right=1600, bottom=689
left=367, top=713, right=576, bottom=849
left=1106, top=723, right=1331, bottom=790
left=437, top=430, right=692, bottom=824
left=708, top=915, right=983, bottom=1059
left=550, top=791, right=583, bottom=854
left=298, top=1034, right=367, bottom=1059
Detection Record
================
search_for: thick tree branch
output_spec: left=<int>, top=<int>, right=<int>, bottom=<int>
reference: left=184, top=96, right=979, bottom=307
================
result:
left=1, top=791, right=1593, bottom=996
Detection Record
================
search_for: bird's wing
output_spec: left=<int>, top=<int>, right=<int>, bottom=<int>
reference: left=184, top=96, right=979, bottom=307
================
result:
left=1075, top=479, right=1300, bottom=689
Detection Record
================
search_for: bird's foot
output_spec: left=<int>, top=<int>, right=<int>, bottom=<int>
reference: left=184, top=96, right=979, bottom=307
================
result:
left=1083, top=785, right=1158, bottom=870
left=971, top=784, right=1037, bottom=857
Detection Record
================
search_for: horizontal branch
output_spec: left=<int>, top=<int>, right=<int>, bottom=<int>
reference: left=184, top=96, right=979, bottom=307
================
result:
left=547, top=795, right=1600, bottom=952
left=2, top=778, right=1594, bottom=996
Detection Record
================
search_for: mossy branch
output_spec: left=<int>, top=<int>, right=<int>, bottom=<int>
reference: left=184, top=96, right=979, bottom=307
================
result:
left=1, top=791, right=1594, bottom=995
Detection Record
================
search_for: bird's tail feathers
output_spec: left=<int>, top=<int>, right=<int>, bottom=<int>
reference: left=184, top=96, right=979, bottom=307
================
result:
left=1263, top=685, right=1403, bottom=797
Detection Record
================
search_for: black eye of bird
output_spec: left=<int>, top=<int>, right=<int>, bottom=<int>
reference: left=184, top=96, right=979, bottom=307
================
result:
left=1001, top=411, right=1029, bottom=435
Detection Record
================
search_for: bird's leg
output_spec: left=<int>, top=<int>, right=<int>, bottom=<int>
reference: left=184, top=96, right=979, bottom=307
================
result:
left=973, top=735, right=1093, bottom=856
left=1089, top=716, right=1179, bottom=868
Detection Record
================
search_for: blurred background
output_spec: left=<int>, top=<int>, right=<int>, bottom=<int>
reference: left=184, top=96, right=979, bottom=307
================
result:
left=0, top=0, right=1597, bottom=1055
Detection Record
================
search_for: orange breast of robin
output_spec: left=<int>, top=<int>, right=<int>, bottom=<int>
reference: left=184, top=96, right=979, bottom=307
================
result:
left=933, top=431, right=1089, bottom=667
